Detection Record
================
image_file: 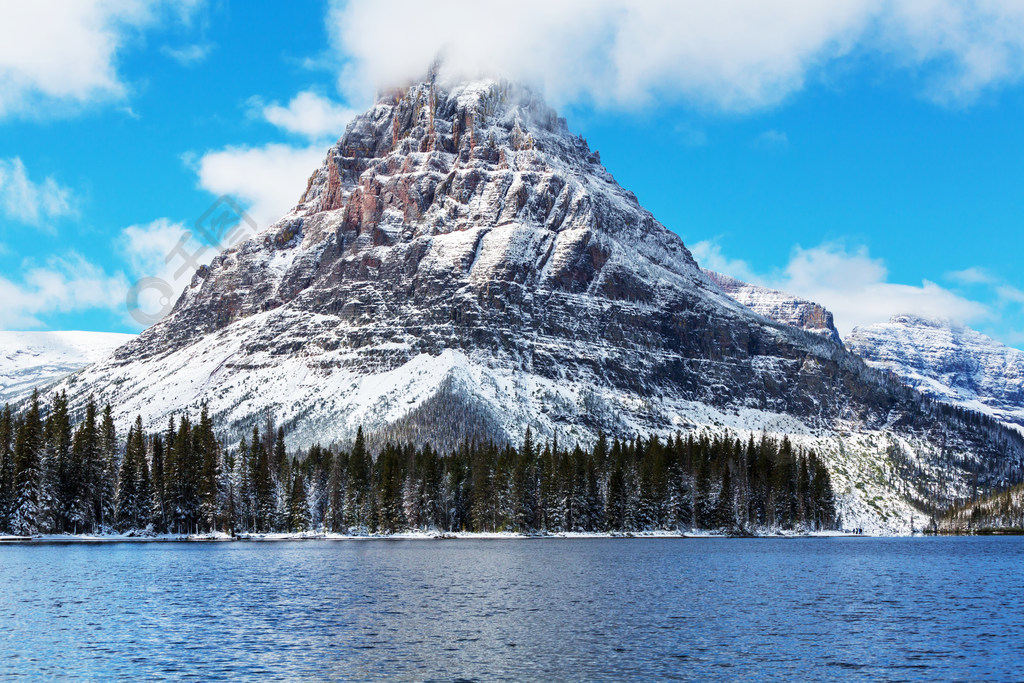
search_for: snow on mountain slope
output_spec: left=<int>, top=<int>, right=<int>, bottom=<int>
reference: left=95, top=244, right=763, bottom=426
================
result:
left=0, top=331, right=136, bottom=405
left=847, top=315, right=1024, bottom=434
left=51, top=75, right=1024, bottom=533
left=704, top=270, right=842, bottom=344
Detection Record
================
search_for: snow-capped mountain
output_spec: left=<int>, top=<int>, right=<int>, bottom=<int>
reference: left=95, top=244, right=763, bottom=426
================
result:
left=51, top=76, right=1024, bottom=533
left=847, top=315, right=1024, bottom=434
left=0, top=330, right=136, bottom=405
left=704, top=270, right=842, bottom=344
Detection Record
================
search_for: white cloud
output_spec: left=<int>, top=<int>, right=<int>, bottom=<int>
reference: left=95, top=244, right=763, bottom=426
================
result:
left=755, top=129, right=789, bottom=149
left=328, top=0, right=1024, bottom=111
left=120, top=218, right=204, bottom=285
left=191, top=90, right=348, bottom=241
left=674, top=122, right=708, bottom=147
left=690, top=240, right=758, bottom=282
left=997, top=284, right=1024, bottom=305
left=192, top=143, right=327, bottom=230
left=693, top=240, right=989, bottom=337
left=776, top=244, right=988, bottom=335
left=0, top=1, right=201, bottom=117
left=0, top=254, right=128, bottom=329
left=946, top=266, right=997, bottom=285
left=119, top=218, right=216, bottom=326
left=879, top=1, right=1024, bottom=103
left=161, top=43, right=212, bottom=66
left=262, top=91, right=357, bottom=140
left=0, top=158, right=75, bottom=226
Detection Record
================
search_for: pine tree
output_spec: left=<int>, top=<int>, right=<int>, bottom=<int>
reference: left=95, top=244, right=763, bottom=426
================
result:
left=288, top=468, right=311, bottom=532
left=605, top=439, right=626, bottom=531
left=11, top=392, right=44, bottom=535
left=0, top=405, right=14, bottom=532
left=327, top=446, right=346, bottom=532
left=197, top=406, right=222, bottom=532
left=115, top=417, right=152, bottom=531
left=714, top=461, right=735, bottom=531
left=69, top=399, right=98, bottom=533
left=345, top=426, right=370, bottom=531
left=136, top=428, right=153, bottom=530
left=150, top=432, right=166, bottom=531
left=235, top=435, right=254, bottom=533
left=95, top=404, right=118, bottom=531
left=116, top=420, right=140, bottom=529
left=44, top=391, right=72, bottom=533
left=377, top=444, right=404, bottom=533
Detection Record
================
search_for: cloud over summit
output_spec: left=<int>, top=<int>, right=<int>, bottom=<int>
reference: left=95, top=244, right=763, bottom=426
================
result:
left=330, top=0, right=1024, bottom=110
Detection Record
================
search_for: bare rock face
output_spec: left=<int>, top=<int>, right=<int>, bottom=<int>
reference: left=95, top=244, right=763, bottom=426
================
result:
left=704, top=270, right=842, bottom=345
left=56, top=76, right=1024, bottom=532
left=847, top=315, right=1024, bottom=433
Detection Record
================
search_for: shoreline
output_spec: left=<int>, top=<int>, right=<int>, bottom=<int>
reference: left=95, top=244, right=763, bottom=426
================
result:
left=1, top=529, right=880, bottom=544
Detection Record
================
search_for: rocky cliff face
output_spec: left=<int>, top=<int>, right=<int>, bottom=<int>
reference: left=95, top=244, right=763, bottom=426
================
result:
left=53, top=77, right=1024, bottom=533
left=847, top=315, right=1024, bottom=434
left=704, top=270, right=842, bottom=345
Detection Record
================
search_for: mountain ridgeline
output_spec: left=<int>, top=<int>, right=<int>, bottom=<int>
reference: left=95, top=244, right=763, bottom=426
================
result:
left=847, top=315, right=1024, bottom=434
left=48, top=75, right=1024, bottom=533
left=0, top=391, right=837, bottom=536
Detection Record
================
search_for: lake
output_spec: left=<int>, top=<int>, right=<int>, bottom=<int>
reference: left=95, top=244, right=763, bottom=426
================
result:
left=0, top=537, right=1021, bottom=680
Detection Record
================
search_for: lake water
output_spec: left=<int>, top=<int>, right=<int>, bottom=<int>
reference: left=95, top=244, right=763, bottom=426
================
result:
left=0, top=537, right=1022, bottom=680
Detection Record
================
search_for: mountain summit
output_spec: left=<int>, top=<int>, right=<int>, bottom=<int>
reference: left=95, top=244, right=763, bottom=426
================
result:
left=57, top=77, right=1022, bottom=531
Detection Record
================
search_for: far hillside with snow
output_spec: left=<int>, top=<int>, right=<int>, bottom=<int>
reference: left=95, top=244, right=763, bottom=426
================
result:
left=0, top=331, right=136, bottom=405
left=847, top=315, right=1024, bottom=434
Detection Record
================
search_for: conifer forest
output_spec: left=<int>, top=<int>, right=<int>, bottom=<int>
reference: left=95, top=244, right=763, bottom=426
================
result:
left=0, top=391, right=838, bottom=536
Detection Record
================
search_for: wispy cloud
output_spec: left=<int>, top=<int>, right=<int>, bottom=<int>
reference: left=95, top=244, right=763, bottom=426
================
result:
left=0, top=158, right=76, bottom=228
left=329, top=0, right=1024, bottom=111
left=692, top=239, right=990, bottom=338
left=673, top=122, right=708, bottom=147
left=946, top=266, right=997, bottom=285
left=997, top=284, right=1024, bottom=305
left=0, top=253, right=128, bottom=329
left=161, top=43, right=212, bottom=67
left=754, top=129, right=789, bottom=149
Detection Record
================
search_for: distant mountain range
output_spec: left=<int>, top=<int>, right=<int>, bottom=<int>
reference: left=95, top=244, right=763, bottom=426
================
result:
left=847, top=315, right=1024, bottom=434
left=8, top=75, right=1019, bottom=533
left=0, top=331, right=136, bottom=405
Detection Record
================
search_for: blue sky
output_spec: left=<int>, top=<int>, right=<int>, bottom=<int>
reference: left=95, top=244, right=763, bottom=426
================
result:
left=1, top=0, right=1022, bottom=348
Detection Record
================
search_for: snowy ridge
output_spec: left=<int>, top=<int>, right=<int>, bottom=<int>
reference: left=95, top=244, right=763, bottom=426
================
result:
left=705, top=270, right=842, bottom=344
left=847, top=315, right=1024, bottom=434
left=50, top=76, right=1024, bottom=534
left=0, top=331, right=136, bottom=405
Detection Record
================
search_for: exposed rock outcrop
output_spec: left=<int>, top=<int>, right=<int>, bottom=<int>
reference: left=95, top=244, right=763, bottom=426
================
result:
left=704, top=270, right=842, bottom=345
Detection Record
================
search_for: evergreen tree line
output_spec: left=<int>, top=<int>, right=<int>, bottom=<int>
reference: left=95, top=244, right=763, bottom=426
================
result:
left=0, top=391, right=838, bottom=536
left=938, top=481, right=1024, bottom=534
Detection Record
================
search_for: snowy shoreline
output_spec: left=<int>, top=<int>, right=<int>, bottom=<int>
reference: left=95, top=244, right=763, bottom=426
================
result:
left=0, top=529, right=877, bottom=544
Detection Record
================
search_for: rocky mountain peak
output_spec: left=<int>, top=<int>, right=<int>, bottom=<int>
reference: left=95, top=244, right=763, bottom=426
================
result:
left=704, top=269, right=842, bottom=345
left=51, top=76, right=1024, bottom=533
left=297, top=77, right=611, bottom=220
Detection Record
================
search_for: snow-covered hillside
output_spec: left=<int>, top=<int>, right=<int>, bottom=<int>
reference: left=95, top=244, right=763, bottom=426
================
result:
left=847, top=315, right=1024, bottom=434
left=0, top=331, right=136, bottom=405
